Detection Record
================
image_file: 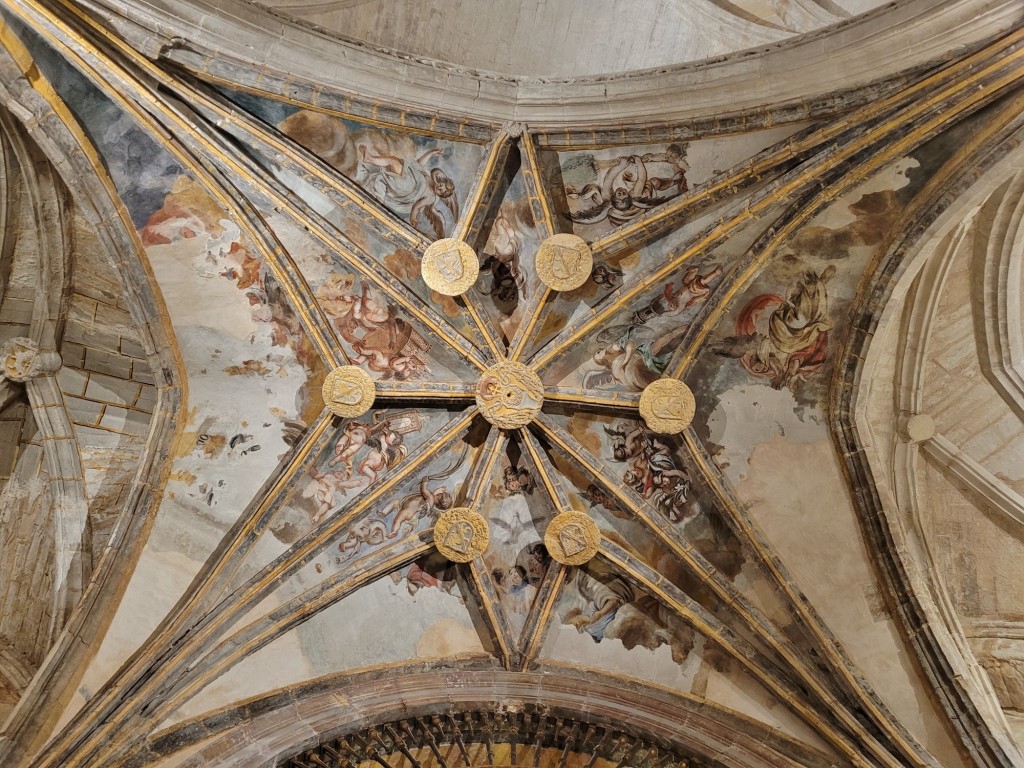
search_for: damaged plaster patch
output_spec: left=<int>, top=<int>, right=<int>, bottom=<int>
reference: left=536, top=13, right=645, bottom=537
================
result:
left=707, top=383, right=824, bottom=481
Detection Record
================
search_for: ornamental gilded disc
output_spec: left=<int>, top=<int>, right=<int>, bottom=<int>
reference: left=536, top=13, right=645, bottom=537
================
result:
left=434, top=507, right=489, bottom=562
left=321, top=365, right=375, bottom=418
left=639, top=378, right=695, bottom=434
left=545, top=510, right=600, bottom=566
left=535, top=233, right=593, bottom=291
left=421, top=238, right=480, bottom=296
left=475, top=361, right=544, bottom=429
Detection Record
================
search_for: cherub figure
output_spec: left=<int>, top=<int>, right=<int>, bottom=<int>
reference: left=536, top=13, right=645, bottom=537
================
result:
left=355, top=427, right=407, bottom=486
left=568, top=155, right=660, bottom=225
left=359, top=142, right=459, bottom=238
left=327, top=421, right=371, bottom=477
left=591, top=263, right=624, bottom=287
left=379, top=443, right=467, bottom=538
left=566, top=145, right=690, bottom=226
left=639, top=143, right=691, bottom=196
left=480, top=211, right=527, bottom=304
left=337, top=519, right=388, bottom=558
left=304, top=467, right=350, bottom=524
left=502, top=464, right=535, bottom=496
left=585, top=324, right=689, bottom=391
left=380, top=476, right=455, bottom=539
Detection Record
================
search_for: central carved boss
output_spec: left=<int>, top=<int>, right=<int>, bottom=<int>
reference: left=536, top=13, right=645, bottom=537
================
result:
left=475, top=360, right=544, bottom=429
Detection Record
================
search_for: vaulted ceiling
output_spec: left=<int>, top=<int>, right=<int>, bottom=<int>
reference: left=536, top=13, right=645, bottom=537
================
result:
left=0, top=2, right=1023, bottom=768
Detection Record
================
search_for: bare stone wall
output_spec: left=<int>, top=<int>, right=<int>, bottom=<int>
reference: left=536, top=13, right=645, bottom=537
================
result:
left=58, top=217, right=155, bottom=556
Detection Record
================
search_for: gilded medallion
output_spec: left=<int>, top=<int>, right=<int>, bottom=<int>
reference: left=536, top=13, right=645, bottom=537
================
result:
left=535, top=233, right=593, bottom=291
left=544, top=510, right=600, bottom=566
left=475, top=360, right=544, bottom=429
left=421, top=238, right=480, bottom=296
left=321, top=365, right=375, bottom=418
left=638, top=378, right=695, bottom=434
left=434, top=507, right=489, bottom=562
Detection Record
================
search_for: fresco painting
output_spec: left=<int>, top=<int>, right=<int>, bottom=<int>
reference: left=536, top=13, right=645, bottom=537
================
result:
left=255, top=409, right=474, bottom=550
left=200, top=88, right=490, bottom=348
left=266, top=212, right=480, bottom=383
left=532, top=208, right=782, bottom=389
left=476, top=172, right=542, bottom=342
left=542, top=559, right=705, bottom=694
left=478, top=439, right=556, bottom=636
left=560, top=144, right=693, bottom=237
left=220, top=88, right=486, bottom=240
left=538, top=409, right=824, bottom=668
left=693, top=157, right=922, bottom=441
left=524, top=199, right=787, bottom=367
left=541, top=251, right=728, bottom=394
left=172, top=566, right=486, bottom=726
left=547, top=124, right=808, bottom=243
left=23, top=31, right=319, bottom=545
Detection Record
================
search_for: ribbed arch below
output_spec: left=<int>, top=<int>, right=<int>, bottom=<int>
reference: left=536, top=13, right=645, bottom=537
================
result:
left=139, top=663, right=834, bottom=768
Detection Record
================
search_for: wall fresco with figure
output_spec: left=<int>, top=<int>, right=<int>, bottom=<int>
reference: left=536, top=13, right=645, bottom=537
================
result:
left=478, top=439, right=556, bottom=637
left=533, top=214, right=774, bottom=394
left=546, top=125, right=807, bottom=242
left=220, top=89, right=486, bottom=241
left=475, top=172, right=543, bottom=342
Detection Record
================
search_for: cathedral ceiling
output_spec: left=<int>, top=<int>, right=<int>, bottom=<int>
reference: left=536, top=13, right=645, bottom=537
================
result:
left=248, top=0, right=887, bottom=78
left=0, top=2, right=1022, bottom=768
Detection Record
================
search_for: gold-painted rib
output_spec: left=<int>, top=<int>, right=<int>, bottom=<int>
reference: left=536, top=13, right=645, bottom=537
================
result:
left=685, top=90, right=1024, bottom=741
left=533, top=415, right=909, bottom=768
left=530, top=34, right=1024, bottom=374
left=461, top=297, right=504, bottom=361
left=460, top=425, right=506, bottom=504
left=455, top=126, right=516, bottom=247
left=518, top=130, right=557, bottom=238
left=519, top=427, right=572, bottom=511
left=466, top=559, right=515, bottom=670
left=455, top=428, right=518, bottom=669
left=516, top=563, right=566, bottom=669
left=506, top=286, right=551, bottom=362
left=588, top=28, right=1024, bottom=259
left=188, top=72, right=494, bottom=143
left=373, top=381, right=477, bottom=400
left=186, top=76, right=429, bottom=252
left=543, top=388, right=641, bottom=411
left=0, top=24, right=194, bottom=761
left=28, top=405, right=476, bottom=768
left=667, top=73, right=1024, bottom=381
left=35, top=0, right=490, bottom=373
left=2, top=2, right=351, bottom=370
left=506, top=131, right=560, bottom=362
left=516, top=429, right=573, bottom=668
left=102, top=537, right=436, bottom=768
left=597, top=543, right=881, bottom=766
left=200, top=408, right=337, bottom=607
left=450, top=128, right=518, bottom=360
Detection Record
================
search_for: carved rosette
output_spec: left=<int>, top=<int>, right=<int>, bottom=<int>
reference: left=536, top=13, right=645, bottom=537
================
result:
left=321, top=366, right=376, bottom=418
left=434, top=507, right=489, bottom=562
left=421, top=238, right=480, bottom=296
left=544, top=510, right=600, bottom=566
left=535, top=234, right=593, bottom=292
left=0, top=337, right=61, bottom=382
left=638, top=378, right=695, bottom=434
left=475, top=361, right=544, bottom=428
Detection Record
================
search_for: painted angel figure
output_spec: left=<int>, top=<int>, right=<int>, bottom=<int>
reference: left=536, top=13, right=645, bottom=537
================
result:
left=566, top=145, right=690, bottom=226
left=479, top=210, right=527, bottom=304
left=584, top=324, right=689, bottom=391
left=377, top=442, right=467, bottom=538
left=715, top=265, right=836, bottom=390
left=358, top=143, right=459, bottom=238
